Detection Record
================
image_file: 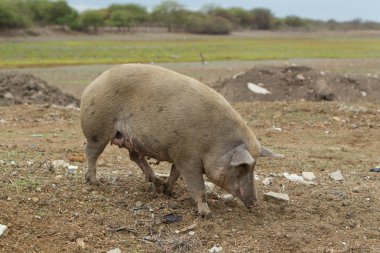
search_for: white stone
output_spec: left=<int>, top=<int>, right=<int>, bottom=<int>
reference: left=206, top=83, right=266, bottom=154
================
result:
left=264, top=192, right=289, bottom=203
left=262, top=177, right=272, bottom=186
left=107, top=248, right=121, bottom=253
left=52, top=160, right=69, bottom=169
left=222, top=194, right=234, bottom=201
left=209, top=245, right=223, bottom=253
left=0, top=224, right=8, bottom=237
left=205, top=181, right=216, bottom=194
left=283, top=173, right=304, bottom=183
left=302, top=172, right=316, bottom=181
left=188, top=231, right=195, bottom=236
left=329, top=170, right=344, bottom=181
left=67, top=165, right=78, bottom=174
left=247, top=82, right=271, bottom=94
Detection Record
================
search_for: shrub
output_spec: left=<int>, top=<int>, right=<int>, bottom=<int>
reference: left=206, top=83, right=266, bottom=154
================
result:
left=185, top=15, right=232, bottom=35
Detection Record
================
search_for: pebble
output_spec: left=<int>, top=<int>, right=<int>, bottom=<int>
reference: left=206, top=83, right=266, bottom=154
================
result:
left=353, top=187, right=360, bottom=193
left=209, top=245, right=223, bottom=253
left=264, top=192, right=290, bottom=203
left=302, top=172, right=316, bottom=181
left=0, top=224, right=8, bottom=237
left=26, top=160, right=34, bottom=166
left=262, top=177, right=272, bottom=186
left=188, top=231, right=195, bottom=236
left=76, top=238, right=86, bottom=248
left=329, top=170, right=344, bottom=181
left=135, top=201, right=143, bottom=207
left=54, top=175, right=63, bottom=181
left=107, top=248, right=121, bottom=253
left=67, top=165, right=78, bottom=174
left=222, top=194, right=234, bottom=201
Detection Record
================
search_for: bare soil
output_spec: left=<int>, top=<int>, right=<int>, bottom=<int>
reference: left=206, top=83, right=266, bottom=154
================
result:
left=0, top=100, right=379, bottom=252
left=213, top=65, right=380, bottom=103
left=0, top=71, right=79, bottom=107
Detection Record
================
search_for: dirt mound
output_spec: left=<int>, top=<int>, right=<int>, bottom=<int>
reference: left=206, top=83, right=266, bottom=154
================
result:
left=0, top=71, right=79, bottom=107
left=213, top=65, right=380, bottom=103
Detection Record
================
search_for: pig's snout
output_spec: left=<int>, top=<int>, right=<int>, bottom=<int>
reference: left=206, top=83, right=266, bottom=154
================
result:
left=239, top=185, right=257, bottom=208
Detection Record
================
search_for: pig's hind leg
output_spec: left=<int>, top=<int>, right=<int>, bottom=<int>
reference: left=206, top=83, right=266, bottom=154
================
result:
left=129, top=150, right=165, bottom=192
left=85, top=139, right=108, bottom=185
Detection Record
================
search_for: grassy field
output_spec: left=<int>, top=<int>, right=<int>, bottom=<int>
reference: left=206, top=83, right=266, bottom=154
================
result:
left=1, top=32, right=380, bottom=68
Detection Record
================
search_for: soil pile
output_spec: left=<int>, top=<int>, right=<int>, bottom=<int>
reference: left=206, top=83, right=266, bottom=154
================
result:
left=213, top=65, right=380, bottom=103
left=0, top=71, right=79, bottom=107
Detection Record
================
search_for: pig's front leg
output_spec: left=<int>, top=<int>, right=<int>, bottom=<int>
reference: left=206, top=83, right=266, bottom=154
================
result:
left=162, top=164, right=181, bottom=196
left=176, top=160, right=211, bottom=218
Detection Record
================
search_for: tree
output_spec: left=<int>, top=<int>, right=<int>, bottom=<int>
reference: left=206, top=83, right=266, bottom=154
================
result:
left=250, top=8, right=274, bottom=30
left=106, top=4, right=148, bottom=31
left=283, top=15, right=307, bottom=28
left=23, top=0, right=51, bottom=25
left=45, top=0, right=78, bottom=27
left=227, top=7, right=251, bottom=28
left=152, top=0, right=185, bottom=32
left=0, top=0, right=29, bottom=29
left=108, top=10, right=131, bottom=32
left=80, top=10, right=105, bottom=32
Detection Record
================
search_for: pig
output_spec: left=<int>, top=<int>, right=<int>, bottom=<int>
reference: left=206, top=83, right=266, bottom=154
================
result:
left=80, top=64, right=282, bottom=218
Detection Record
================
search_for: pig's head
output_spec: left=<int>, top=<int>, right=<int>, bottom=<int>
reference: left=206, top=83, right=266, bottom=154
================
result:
left=206, top=145, right=257, bottom=208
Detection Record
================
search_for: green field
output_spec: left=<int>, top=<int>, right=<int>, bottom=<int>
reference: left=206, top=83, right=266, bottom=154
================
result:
left=1, top=33, right=380, bottom=68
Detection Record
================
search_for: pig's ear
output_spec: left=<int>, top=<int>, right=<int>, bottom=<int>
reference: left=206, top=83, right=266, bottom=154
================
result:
left=231, top=146, right=255, bottom=167
left=260, top=146, right=284, bottom=158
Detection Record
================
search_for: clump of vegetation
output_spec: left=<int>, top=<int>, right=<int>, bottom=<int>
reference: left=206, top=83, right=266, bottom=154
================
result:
left=0, top=0, right=379, bottom=34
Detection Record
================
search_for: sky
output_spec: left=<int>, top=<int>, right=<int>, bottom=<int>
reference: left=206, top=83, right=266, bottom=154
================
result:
left=67, top=0, right=380, bottom=22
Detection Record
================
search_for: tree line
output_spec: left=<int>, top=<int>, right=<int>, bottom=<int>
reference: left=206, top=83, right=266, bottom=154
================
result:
left=1, top=0, right=379, bottom=34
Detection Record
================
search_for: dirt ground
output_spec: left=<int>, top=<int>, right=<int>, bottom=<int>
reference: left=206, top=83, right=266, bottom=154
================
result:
left=0, top=63, right=380, bottom=252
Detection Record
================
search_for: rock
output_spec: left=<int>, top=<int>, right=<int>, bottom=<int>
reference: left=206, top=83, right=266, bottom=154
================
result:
left=107, top=248, right=121, bottom=253
left=264, top=192, right=289, bottom=203
left=329, top=170, right=344, bottom=181
left=26, top=160, right=34, bottom=166
left=254, top=174, right=260, bottom=181
left=75, top=238, right=86, bottom=249
left=67, top=165, right=78, bottom=174
left=205, top=181, right=216, bottom=194
left=296, top=74, right=305, bottom=80
left=135, top=201, right=143, bottom=207
left=247, top=82, right=271, bottom=94
left=209, top=245, right=223, bottom=253
left=54, top=175, right=63, bottom=181
left=52, top=160, right=69, bottom=169
left=222, top=194, right=234, bottom=201
left=262, top=177, right=273, bottom=186
left=283, top=173, right=304, bottom=183
left=188, top=231, right=195, bottom=236
left=302, top=172, right=316, bottom=181
left=0, top=224, right=8, bottom=237
left=4, top=92, right=14, bottom=103
left=175, top=223, right=197, bottom=234
left=353, top=187, right=360, bottom=193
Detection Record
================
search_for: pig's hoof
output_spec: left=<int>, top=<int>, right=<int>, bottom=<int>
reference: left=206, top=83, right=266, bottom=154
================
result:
left=162, top=183, right=173, bottom=196
left=152, top=183, right=162, bottom=194
left=199, top=211, right=212, bottom=219
left=85, top=174, right=100, bottom=186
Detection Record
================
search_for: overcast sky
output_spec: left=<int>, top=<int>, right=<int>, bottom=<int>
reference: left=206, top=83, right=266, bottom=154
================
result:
left=67, top=0, right=380, bottom=22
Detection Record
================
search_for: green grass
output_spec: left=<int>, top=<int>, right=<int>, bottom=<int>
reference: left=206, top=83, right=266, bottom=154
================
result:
left=1, top=35, right=380, bottom=68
